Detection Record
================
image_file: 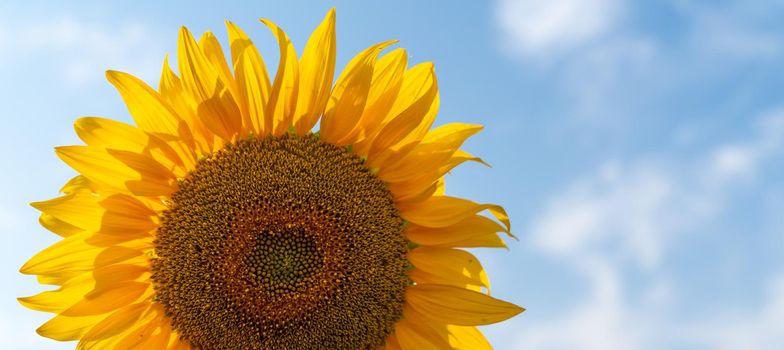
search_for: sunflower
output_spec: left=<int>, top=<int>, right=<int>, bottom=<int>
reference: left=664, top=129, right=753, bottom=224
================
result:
left=19, top=9, right=523, bottom=350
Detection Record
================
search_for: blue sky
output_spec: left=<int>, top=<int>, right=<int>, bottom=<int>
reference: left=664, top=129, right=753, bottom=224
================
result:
left=1, top=0, right=783, bottom=349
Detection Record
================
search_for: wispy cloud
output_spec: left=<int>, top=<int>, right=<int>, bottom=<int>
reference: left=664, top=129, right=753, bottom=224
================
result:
left=707, top=108, right=784, bottom=183
left=532, top=161, right=676, bottom=268
left=516, top=108, right=784, bottom=349
left=0, top=16, right=164, bottom=86
left=495, top=0, right=625, bottom=57
left=495, top=0, right=653, bottom=128
left=494, top=0, right=784, bottom=131
left=683, top=273, right=784, bottom=349
left=532, top=107, right=784, bottom=268
left=681, top=1, right=784, bottom=59
left=512, top=256, right=648, bottom=350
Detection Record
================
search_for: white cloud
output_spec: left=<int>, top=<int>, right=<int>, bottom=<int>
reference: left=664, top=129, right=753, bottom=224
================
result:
left=682, top=1, right=784, bottom=59
left=494, top=0, right=784, bottom=133
left=680, top=273, right=784, bottom=350
left=513, top=258, right=646, bottom=350
left=705, top=108, right=784, bottom=185
left=0, top=16, right=164, bottom=86
left=496, top=0, right=625, bottom=56
left=533, top=161, right=675, bottom=268
left=712, top=144, right=759, bottom=179
left=495, top=0, right=657, bottom=128
left=519, top=108, right=784, bottom=349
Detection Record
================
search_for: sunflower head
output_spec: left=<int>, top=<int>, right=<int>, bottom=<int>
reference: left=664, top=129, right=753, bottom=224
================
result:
left=20, top=9, right=523, bottom=349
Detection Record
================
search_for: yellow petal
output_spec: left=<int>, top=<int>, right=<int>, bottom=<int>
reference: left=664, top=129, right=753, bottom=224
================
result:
left=21, top=256, right=149, bottom=307
left=260, top=18, right=300, bottom=137
left=447, top=234, right=508, bottom=249
left=406, top=284, right=524, bottom=326
left=383, top=335, right=402, bottom=350
left=398, top=196, right=511, bottom=232
left=293, top=8, right=336, bottom=135
left=60, top=175, right=97, bottom=194
left=158, top=56, right=213, bottom=154
left=106, top=72, right=198, bottom=169
left=352, top=48, right=408, bottom=155
left=75, top=116, right=191, bottom=177
left=177, top=27, right=242, bottom=141
left=405, top=214, right=508, bottom=248
left=389, top=150, right=488, bottom=202
left=395, top=318, right=449, bottom=350
left=408, top=247, right=490, bottom=293
left=106, top=70, right=182, bottom=137
left=95, top=194, right=159, bottom=235
left=320, top=40, right=396, bottom=145
left=31, top=191, right=103, bottom=232
left=75, top=117, right=146, bottom=151
left=378, top=123, right=483, bottom=183
left=395, top=305, right=451, bottom=350
left=78, top=302, right=151, bottom=346
left=225, top=22, right=272, bottom=137
left=92, top=263, right=151, bottom=292
left=447, top=326, right=492, bottom=350
left=226, top=21, right=272, bottom=85
left=234, top=46, right=270, bottom=136
left=487, top=205, right=511, bottom=237
left=198, top=31, right=242, bottom=116
left=167, top=335, right=192, bottom=350
left=63, top=281, right=150, bottom=316
left=19, top=232, right=146, bottom=277
left=39, top=213, right=82, bottom=237
left=37, top=314, right=107, bottom=341
left=114, top=321, right=158, bottom=350
left=56, top=146, right=177, bottom=196
left=31, top=191, right=157, bottom=235
left=139, top=315, right=172, bottom=350
left=18, top=273, right=95, bottom=313
left=36, top=273, right=83, bottom=286
left=434, top=177, right=445, bottom=196
left=393, top=175, right=450, bottom=205
left=382, top=66, right=442, bottom=155
left=114, top=305, right=170, bottom=350
left=367, top=63, right=438, bottom=162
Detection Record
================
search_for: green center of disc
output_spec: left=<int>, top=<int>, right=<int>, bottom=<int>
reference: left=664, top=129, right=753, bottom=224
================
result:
left=245, top=226, right=322, bottom=294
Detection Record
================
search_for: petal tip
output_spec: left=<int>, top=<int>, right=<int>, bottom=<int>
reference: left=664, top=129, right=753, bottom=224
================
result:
left=513, top=305, right=526, bottom=316
left=53, top=146, right=68, bottom=157
left=35, top=325, right=47, bottom=338
left=28, top=200, right=41, bottom=210
left=105, top=69, right=119, bottom=81
left=17, top=296, right=33, bottom=307
left=178, top=26, right=193, bottom=41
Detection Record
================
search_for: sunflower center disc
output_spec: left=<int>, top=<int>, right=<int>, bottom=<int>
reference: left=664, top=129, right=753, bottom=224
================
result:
left=152, top=134, right=408, bottom=350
